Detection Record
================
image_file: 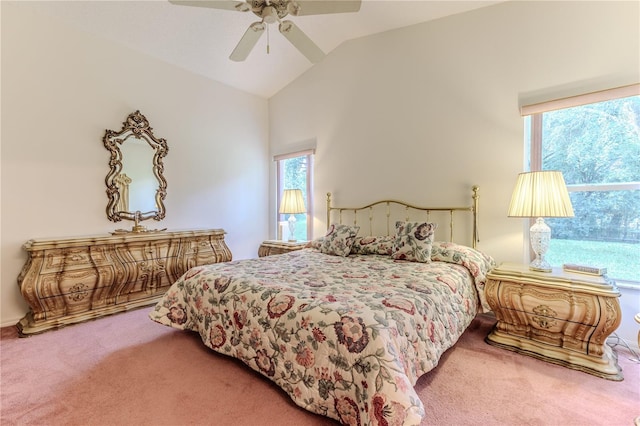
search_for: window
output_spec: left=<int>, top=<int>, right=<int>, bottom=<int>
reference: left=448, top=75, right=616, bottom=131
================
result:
left=275, top=149, right=314, bottom=241
left=523, top=84, right=640, bottom=285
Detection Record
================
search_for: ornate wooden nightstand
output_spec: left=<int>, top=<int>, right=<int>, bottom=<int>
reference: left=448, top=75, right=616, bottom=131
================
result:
left=258, top=240, right=307, bottom=257
left=484, top=262, right=622, bottom=381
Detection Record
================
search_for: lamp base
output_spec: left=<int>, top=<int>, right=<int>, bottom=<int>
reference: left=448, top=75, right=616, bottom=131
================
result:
left=529, top=217, right=552, bottom=273
left=287, top=215, right=297, bottom=243
left=529, top=258, right=552, bottom=272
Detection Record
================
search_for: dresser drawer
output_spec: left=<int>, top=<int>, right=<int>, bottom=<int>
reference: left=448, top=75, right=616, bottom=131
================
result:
left=30, top=266, right=115, bottom=321
left=116, top=241, right=170, bottom=264
left=186, top=235, right=232, bottom=263
left=496, top=280, right=600, bottom=327
left=39, top=246, right=112, bottom=273
left=183, top=236, right=214, bottom=255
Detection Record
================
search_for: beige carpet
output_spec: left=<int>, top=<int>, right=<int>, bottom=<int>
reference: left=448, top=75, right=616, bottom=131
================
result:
left=1, top=308, right=638, bottom=425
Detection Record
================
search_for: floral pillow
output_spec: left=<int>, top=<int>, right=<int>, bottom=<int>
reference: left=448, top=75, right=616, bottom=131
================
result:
left=317, top=224, right=360, bottom=257
left=430, top=241, right=496, bottom=282
left=350, top=235, right=395, bottom=255
left=305, top=239, right=322, bottom=250
left=430, top=240, right=497, bottom=312
left=391, top=221, right=437, bottom=262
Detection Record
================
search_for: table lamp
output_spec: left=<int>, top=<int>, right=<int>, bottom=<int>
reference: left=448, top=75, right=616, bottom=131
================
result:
left=279, top=189, right=306, bottom=242
left=508, top=170, right=574, bottom=272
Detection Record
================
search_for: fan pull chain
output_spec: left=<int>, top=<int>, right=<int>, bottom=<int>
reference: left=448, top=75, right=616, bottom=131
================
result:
left=267, top=24, right=270, bottom=54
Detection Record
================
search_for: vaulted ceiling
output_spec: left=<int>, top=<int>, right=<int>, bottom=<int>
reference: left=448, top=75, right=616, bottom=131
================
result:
left=21, top=1, right=502, bottom=98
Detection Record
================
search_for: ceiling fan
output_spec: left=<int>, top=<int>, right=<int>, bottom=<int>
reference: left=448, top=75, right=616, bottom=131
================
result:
left=169, top=0, right=362, bottom=63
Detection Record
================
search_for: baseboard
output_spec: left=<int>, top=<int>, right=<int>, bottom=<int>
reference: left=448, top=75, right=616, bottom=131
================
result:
left=1, top=316, right=22, bottom=329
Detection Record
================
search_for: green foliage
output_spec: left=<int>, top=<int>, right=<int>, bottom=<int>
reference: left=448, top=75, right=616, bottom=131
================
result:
left=282, top=155, right=310, bottom=240
left=547, top=239, right=639, bottom=282
left=541, top=96, right=640, bottom=245
left=542, top=98, right=640, bottom=185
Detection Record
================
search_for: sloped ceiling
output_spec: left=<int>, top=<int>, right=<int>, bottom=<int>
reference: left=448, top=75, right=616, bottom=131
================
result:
left=20, top=0, right=503, bottom=98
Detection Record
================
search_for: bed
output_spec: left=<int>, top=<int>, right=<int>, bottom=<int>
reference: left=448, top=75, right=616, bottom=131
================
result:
left=149, top=187, right=495, bottom=425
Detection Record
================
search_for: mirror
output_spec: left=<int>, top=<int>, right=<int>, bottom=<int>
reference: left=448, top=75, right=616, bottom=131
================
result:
left=104, top=111, right=168, bottom=232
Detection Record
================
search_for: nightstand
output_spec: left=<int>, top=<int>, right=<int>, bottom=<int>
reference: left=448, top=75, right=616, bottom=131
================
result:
left=484, top=262, right=623, bottom=381
left=258, top=240, right=307, bottom=257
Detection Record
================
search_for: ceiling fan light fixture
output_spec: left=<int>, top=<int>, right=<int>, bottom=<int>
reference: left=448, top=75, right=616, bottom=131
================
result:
left=262, top=6, right=278, bottom=24
left=286, top=1, right=301, bottom=16
left=168, top=0, right=362, bottom=63
left=235, top=2, right=251, bottom=12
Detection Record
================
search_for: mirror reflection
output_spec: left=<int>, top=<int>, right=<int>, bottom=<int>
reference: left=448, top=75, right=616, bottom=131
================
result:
left=104, top=111, right=168, bottom=232
left=120, top=136, right=157, bottom=213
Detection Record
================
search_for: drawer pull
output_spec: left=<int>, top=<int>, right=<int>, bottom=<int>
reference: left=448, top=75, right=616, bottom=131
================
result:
left=531, top=304, right=557, bottom=329
left=68, top=283, right=90, bottom=302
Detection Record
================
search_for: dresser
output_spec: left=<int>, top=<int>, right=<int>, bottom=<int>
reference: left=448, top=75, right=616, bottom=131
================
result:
left=258, top=240, right=307, bottom=257
left=17, top=229, right=232, bottom=336
left=484, top=262, right=622, bottom=380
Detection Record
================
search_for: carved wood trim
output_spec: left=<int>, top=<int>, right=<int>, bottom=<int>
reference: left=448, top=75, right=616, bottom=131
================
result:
left=17, top=229, right=231, bottom=336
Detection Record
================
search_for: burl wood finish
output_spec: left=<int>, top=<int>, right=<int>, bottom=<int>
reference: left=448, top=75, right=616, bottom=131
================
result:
left=17, top=229, right=231, bottom=336
left=258, top=240, right=307, bottom=257
left=485, top=263, right=622, bottom=381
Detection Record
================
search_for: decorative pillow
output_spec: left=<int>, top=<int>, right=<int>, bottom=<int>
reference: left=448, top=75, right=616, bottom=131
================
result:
left=317, top=224, right=360, bottom=257
left=306, top=238, right=323, bottom=250
left=430, top=241, right=496, bottom=280
left=391, top=221, right=437, bottom=262
left=350, top=235, right=395, bottom=255
left=430, top=241, right=497, bottom=312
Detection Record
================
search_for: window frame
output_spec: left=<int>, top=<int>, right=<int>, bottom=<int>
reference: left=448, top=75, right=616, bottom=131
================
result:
left=523, top=84, right=640, bottom=286
left=274, top=149, right=314, bottom=241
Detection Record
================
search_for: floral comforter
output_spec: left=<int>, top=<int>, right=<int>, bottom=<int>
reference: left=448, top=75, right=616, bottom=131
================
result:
left=149, top=244, right=494, bottom=425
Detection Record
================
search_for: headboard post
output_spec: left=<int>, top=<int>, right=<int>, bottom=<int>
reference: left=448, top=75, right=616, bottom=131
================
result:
left=326, top=192, right=332, bottom=229
left=472, top=185, right=479, bottom=249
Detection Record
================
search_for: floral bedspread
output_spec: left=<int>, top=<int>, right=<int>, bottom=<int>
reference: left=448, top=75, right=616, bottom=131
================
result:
left=149, top=246, right=494, bottom=425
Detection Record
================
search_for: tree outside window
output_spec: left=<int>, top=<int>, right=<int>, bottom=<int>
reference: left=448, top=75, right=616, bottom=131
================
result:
left=526, top=92, right=640, bottom=284
left=276, top=150, right=314, bottom=241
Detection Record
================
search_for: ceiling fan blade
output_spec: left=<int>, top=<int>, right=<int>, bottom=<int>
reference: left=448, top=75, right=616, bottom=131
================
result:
left=168, top=0, right=251, bottom=12
left=288, top=0, right=361, bottom=16
left=279, top=20, right=324, bottom=63
left=230, top=22, right=266, bottom=62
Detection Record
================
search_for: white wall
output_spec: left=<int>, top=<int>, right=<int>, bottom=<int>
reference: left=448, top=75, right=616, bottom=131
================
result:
left=1, top=3, right=270, bottom=326
left=269, top=2, right=640, bottom=347
left=2, top=1, right=639, bottom=351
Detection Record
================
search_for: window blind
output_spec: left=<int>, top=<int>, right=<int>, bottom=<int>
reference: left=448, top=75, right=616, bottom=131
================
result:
left=520, top=83, right=639, bottom=116
left=273, top=148, right=315, bottom=162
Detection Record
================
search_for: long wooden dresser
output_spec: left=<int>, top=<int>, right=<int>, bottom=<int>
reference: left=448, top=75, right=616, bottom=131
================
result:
left=17, top=229, right=232, bottom=336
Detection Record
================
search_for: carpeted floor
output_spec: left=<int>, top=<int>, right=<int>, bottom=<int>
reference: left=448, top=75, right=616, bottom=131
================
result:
left=1, top=308, right=638, bottom=425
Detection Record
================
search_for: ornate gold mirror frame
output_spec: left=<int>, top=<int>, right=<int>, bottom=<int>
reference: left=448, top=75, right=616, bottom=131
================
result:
left=104, top=111, right=168, bottom=233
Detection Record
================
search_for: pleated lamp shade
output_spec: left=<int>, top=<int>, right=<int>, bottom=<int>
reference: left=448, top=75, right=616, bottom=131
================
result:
left=508, top=170, right=574, bottom=272
left=279, top=189, right=306, bottom=242
left=279, top=189, right=306, bottom=215
left=508, top=171, right=574, bottom=218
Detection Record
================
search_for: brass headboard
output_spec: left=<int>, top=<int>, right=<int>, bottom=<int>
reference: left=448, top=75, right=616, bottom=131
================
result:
left=326, top=186, right=479, bottom=249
